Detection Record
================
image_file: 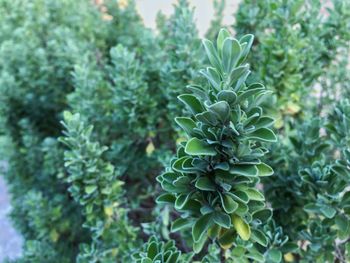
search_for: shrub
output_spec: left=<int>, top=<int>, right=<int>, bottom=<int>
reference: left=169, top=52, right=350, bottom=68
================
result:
left=235, top=1, right=350, bottom=261
left=0, top=0, right=155, bottom=261
left=235, top=0, right=350, bottom=126
left=0, top=0, right=349, bottom=262
left=0, top=0, right=105, bottom=261
left=157, top=0, right=202, bottom=128
left=67, top=0, right=203, bottom=237
left=132, top=236, right=193, bottom=263
left=60, top=112, right=139, bottom=262
left=155, top=29, right=297, bottom=262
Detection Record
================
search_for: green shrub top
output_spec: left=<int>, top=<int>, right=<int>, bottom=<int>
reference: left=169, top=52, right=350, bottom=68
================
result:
left=157, top=29, right=277, bottom=253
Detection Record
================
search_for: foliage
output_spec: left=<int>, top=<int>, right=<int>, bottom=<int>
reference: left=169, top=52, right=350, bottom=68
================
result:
left=157, top=29, right=282, bottom=259
left=0, top=0, right=144, bottom=261
left=68, top=0, right=203, bottom=236
left=60, top=112, right=139, bottom=262
left=235, top=0, right=350, bottom=126
left=263, top=102, right=350, bottom=262
left=157, top=0, right=202, bottom=128
left=0, top=0, right=349, bottom=262
left=234, top=1, right=350, bottom=261
left=132, top=236, right=193, bottom=263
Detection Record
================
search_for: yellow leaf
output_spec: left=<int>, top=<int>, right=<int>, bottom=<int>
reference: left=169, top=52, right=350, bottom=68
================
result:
left=231, top=214, right=251, bottom=241
left=285, top=102, right=301, bottom=115
left=218, top=228, right=236, bottom=250
left=118, top=0, right=128, bottom=9
left=111, top=248, right=118, bottom=256
left=146, top=141, right=155, bottom=155
left=274, top=116, right=284, bottom=129
left=104, top=206, right=114, bottom=217
left=50, top=229, right=59, bottom=242
left=284, top=253, right=294, bottom=262
left=176, top=137, right=186, bottom=144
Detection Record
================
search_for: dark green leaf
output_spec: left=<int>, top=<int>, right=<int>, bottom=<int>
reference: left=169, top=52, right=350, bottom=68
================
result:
left=156, top=193, right=176, bottom=204
left=195, top=177, right=216, bottom=191
left=192, top=213, right=213, bottom=242
left=213, top=211, right=231, bottom=228
left=171, top=218, right=193, bottom=232
left=247, top=128, right=277, bottom=142
left=178, top=94, right=204, bottom=115
left=221, top=194, right=238, bottom=213
left=230, top=164, right=258, bottom=177
left=175, top=117, right=196, bottom=136
left=185, top=138, right=216, bottom=156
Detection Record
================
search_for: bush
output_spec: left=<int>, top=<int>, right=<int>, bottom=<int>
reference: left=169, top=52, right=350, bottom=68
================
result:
left=0, top=0, right=104, bottom=261
left=0, top=0, right=349, bottom=262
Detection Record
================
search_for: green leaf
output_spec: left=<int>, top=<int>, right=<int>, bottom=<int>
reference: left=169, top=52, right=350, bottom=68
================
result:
left=218, top=90, right=237, bottom=104
left=195, top=111, right=219, bottom=126
left=213, top=211, right=231, bottom=228
left=221, top=37, right=241, bottom=73
left=332, top=164, right=349, bottom=178
left=193, top=234, right=207, bottom=254
left=173, top=176, right=190, bottom=187
left=254, top=116, right=275, bottom=129
left=141, top=258, right=152, bottom=263
left=185, top=138, right=216, bottom=156
left=218, top=229, right=236, bottom=249
left=175, top=194, right=191, bottom=210
left=256, top=163, right=274, bottom=176
left=192, top=213, right=213, bottom=242
left=202, top=39, right=222, bottom=72
left=156, top=193, right=175, bottom=204
left=230, top=164, right=258, bottom=177
left=239, top=34, right=254, bottom=63
left=230, top=191, right=249, bottom=203
left=178, top=94, right=204, bottom=115
left=248, top=200, right=266, bottom=213
left=84, top=185, right=97, bottom=195
left=251, top=229, right=268, bottom=247
left=63, top=111, right=73, bottom=122
left=201, top=67, right=221, bottom=90
left=280, top=242, right=299, bottom=253
left=175, top=117, right=196, bottom=136
left=335, top=215, right=350, bottom=239
left=238, top=87, right=265, bottom=102
left=228, top=65, right=250, bottom=90
left=217, top=28, right=231, bottom=53
left=252, top=209, right=272, bottom=222
left=304, top=203, right=320, bottom=213
left=166, top=252, right=180, bottom=263
left=247, top=128, right=277, bottom=142
left=266, top=248, right=282, bottom=263
left=245, top=188, right=265, bottom=201
left=172, top=157, right=193, bottom=173
left=320, top=205, right=336, bottom=218
left=232, top=214, right=251, bottom=241
left=235, top=202, right=249, bottom=216
left=171, top=218, right=193, bottom=232
left=221, top=194, right=238, bottom=213
left=147, top=241, right=158, bottom=259
left=195, top=177, right=216, bottom=191
left=335, top=215, right=349, bottom=232
left=208, top=224, right=221, bottom=239
left=247, top=252, right=265, bottom=262
left=231, top=245, right=246, bottom=256
left=207, top=101, right=230, bottom=123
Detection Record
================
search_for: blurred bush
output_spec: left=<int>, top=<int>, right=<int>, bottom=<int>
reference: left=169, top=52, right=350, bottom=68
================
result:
left=0, top=0, right=349, bottom=262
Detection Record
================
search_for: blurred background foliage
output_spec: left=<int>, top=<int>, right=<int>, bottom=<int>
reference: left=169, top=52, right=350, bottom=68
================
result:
left=0, top=0, right=349, bottom=262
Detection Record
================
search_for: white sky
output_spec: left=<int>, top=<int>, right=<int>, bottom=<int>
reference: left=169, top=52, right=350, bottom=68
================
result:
left=136, top=0, right=240, bottom=36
